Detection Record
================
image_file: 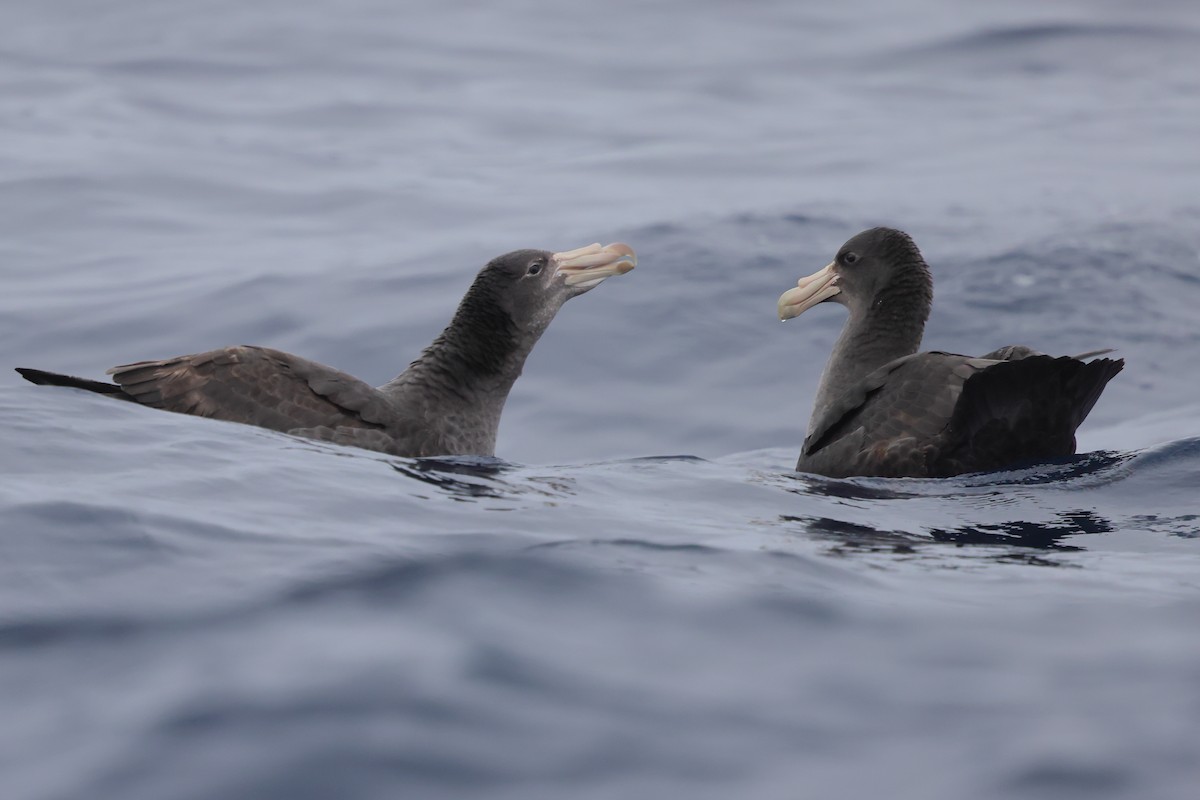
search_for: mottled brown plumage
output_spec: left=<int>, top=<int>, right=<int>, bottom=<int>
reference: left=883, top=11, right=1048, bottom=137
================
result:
left=778, top=228, right=1122, bottom=478
left=17, top=243, right=636, bottom=457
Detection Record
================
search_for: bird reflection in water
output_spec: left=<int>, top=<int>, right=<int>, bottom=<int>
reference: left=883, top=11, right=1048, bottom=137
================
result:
left=391, top=457, right=573, bottom=502
left=929, top=510, right=1112, bottom=550
left=392, top=457, right=512, bottom=500
left=782, top=510, right=1114, bottom=565
left=777, top=448, right=1132, bottom=500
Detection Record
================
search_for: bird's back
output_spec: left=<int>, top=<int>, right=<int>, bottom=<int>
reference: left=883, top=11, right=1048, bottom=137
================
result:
left=798, top=352, right=1124, bottom=478
left=930, top=353, right=1123, bottom=477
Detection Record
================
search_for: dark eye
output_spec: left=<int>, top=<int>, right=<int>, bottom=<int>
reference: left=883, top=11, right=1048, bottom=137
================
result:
left=841, top=252, right=859, bottom=265
left=526, top=261, right=543, bottom=276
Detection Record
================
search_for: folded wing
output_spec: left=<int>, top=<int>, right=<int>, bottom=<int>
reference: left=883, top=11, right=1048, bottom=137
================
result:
left=107, top=345, right=394, bottom=436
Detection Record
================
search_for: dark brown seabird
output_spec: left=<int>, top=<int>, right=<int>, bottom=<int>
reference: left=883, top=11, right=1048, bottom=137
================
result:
left=777, top=227, right=1122, bottom=478
left=17, top=242, right=636, bottom=457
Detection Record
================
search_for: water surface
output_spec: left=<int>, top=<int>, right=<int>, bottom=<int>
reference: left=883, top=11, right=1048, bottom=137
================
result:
left=3, top=1, right=1199, bottom=798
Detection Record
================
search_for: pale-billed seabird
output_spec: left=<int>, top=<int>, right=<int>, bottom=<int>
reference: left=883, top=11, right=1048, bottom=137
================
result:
left=777, top=228, right=1121, bottom=478
left=18, top=242, right=636, bottom=457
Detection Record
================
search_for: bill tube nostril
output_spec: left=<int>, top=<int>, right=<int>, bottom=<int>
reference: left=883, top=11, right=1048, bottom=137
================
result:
left=553, top=242, right=637, bottom=287
left=777, top=262, right=840, bottom=321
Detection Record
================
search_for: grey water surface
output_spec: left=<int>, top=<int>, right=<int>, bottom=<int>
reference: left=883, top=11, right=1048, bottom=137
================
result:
left=2, top=1, right=1200, bottom=798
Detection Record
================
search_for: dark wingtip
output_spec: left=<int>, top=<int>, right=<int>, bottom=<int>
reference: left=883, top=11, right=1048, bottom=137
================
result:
left=16, top=367, right=52, bottom=384
left=15, top=367, right=129, bottom=397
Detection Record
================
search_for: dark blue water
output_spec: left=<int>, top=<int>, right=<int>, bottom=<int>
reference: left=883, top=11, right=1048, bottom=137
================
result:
left=3, top=1, right=1200, bottom=798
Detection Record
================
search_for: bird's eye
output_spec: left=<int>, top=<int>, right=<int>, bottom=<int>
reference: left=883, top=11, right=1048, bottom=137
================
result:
left=841, top=252, right=859, bottom=265
left=526, top=261, right=543, bottom=276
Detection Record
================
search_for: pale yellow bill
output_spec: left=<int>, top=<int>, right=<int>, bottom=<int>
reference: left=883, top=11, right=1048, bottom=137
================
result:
left=778, top=261, right=840, bottom=320
left=553, top=242, right=637, bottom=288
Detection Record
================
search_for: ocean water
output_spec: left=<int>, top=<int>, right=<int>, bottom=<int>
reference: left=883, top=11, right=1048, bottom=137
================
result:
left=2, top=1, right=1200, bottom=798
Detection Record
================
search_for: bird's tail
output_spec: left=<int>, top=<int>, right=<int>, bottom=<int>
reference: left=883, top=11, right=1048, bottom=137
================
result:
left=1064, top=356, right=1125, bottom=431
left=15, top=367, right=131, bottom=399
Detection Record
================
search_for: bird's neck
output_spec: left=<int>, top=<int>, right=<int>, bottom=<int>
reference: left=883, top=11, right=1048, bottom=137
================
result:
left=809, top=289, right=929, bottom=435
left=382, top=299, right=539, bottom=449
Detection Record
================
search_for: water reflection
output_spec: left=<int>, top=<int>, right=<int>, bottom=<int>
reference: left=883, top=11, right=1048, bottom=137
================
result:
left=928, top=510, right=1112, bottom=550
left=949, top=450, right=1133, bottom=487
left=777, top=474, right=923, bottom=501
left=391, top=457, right=573, bottom=502
left=783, top=516, right=922, bottom=556
left=783, top=510, right=1115, bottom=563
left=391, top=456, right=512, bottom=500
left=775, top=449, right=1132, bottom=498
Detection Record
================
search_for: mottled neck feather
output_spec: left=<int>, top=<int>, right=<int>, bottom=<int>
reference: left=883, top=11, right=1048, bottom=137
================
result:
left=809, top=264, right=932, bottom=435
left=382, top=278, right=536, bottom=423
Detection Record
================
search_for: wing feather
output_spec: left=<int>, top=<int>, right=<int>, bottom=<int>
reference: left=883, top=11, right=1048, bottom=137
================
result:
left=106, top=345, right=392, bottom=434
left=797, top=351, right=1123, bottom=478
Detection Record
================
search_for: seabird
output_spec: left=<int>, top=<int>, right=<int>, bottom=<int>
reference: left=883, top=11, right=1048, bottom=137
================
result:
left=17, top=242, right=636, bottom=457
left=777, top=227, right=1122, bottom=478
